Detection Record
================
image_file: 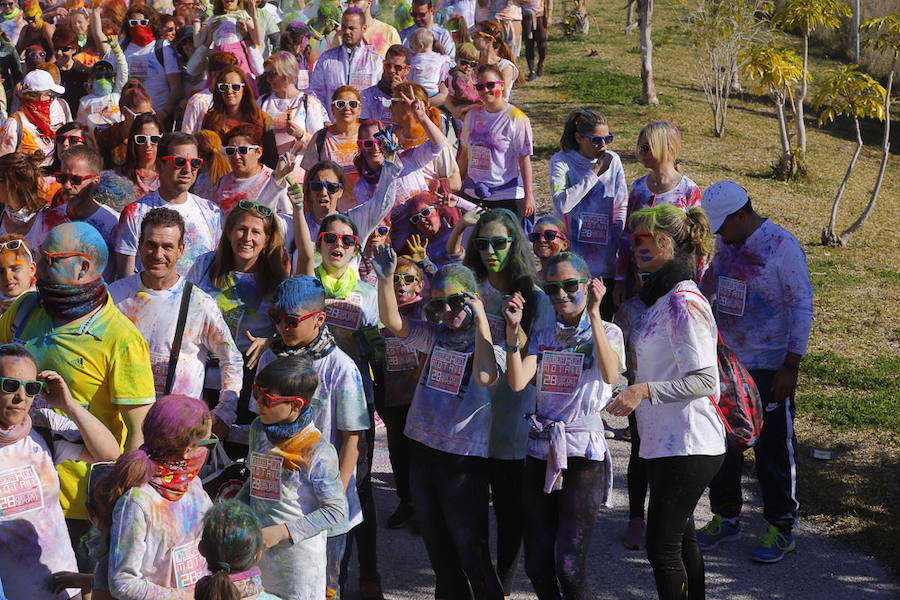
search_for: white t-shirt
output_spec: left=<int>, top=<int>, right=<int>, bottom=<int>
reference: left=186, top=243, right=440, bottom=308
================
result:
left=109, top=274, right=245, bottom=425
left=181, top=90, right=214, bottom=135
left=213, top=166, right=293, bottom=215
left=258, top=92, right=328, bottom=157
left=76, top=92, right=123, bottom=130
left=116, top=191, right=224, bottom=276
left=0, top=409, right=83, bottom=600
left=631, top=280, right=726, bottom=459
left=461, top=104, right=533, bottom=200
left=408, top=51, right=452, bottom=95
left=111, top=40, right=180, bottom=111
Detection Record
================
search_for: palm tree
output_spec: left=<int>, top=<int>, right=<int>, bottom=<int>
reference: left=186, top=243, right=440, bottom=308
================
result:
left=811, top=65, right=886, bottom=246
left=742, top=44, right=805, bottom=179
left=773, top=0, right=851, bottom=154
left=855, top=15, right=900, bottom=242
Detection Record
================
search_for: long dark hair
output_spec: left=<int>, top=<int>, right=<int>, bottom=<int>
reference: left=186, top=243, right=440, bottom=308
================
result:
left=463, top=209, right=539, bottom=332
left=201, top=66, right=265, bottom=138
left=195, top=501, right=265, bottom=600
left=123, top=112, right=162, bottom=180
left=559, top=108, right=608, bottom=152
left=211, top=204, right=288, bottom=297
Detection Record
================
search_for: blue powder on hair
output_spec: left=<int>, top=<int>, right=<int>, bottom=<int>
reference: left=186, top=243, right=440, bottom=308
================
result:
left=274, top=275, right=326, bottom=313
left=92, top=170, right=136, bottom=212
left=46, top=221, right=109, bottom=272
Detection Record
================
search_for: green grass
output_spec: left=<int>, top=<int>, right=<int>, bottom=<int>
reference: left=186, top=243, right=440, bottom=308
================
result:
left=800, top=352, right=900, bottom=431
left=545, top=61, right=644, bottom=106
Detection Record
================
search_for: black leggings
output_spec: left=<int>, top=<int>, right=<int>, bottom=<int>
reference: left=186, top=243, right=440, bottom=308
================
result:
left=488, top=458, right=524, bottom=595
left=373, top=369, right=412, bottom=505
left=342, top=404, right=379, bottom=585
left=645, top=454, right=725, bottom=600
left=627, top=411, right=648, bottom=520
left=409, top=440, right=505, bottom=600
left=522, top=456, right=605, bottom=600
left=522, top=13, right=548, bottom=71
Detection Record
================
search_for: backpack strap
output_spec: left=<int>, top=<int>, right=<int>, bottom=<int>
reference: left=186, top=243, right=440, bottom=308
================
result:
left=315, top=127, right=328, bottom=160
left=154, top=39, right=166, bottom=70
left=164, top=282, right=193, bottom=395
left=31, top=411, right=57, bottom=464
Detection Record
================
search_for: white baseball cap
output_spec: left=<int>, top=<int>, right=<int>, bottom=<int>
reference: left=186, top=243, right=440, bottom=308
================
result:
left=22, top=69, right=66, bottom=95
left=701, top=181, right=749, bottom=234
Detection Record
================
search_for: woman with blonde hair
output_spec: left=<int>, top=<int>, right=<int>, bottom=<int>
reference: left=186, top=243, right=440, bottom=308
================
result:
left=613, top=121, right=702, bottom=306
left=193, top=128, right=232, bottom=204
left=472, top=19, right=524, bottom=100
left=0, top=151, right=47, bottom=248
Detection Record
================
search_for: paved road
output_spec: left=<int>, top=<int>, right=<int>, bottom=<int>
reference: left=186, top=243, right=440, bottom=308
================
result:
left=339, top=416, right=899, bottom=599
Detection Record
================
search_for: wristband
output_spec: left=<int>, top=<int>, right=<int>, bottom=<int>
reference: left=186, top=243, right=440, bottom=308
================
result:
left=503, top=342, right=520, bottom=353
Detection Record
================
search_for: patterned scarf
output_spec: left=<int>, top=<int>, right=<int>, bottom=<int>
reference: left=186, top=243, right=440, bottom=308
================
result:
left=36, top=278, right=107, bottom=321
left=147, top=450, right=207, bottom=501
left=230, top=567, right=264, bottom=597
left=263, top=407, right=314, bottom=446
left=315, top=264, right=358, bottom=300
left=270, top=322, right=336, bottom=361
left=552, top=309, right=595, bottom=370
left=0, top=413, right=32, bottom=447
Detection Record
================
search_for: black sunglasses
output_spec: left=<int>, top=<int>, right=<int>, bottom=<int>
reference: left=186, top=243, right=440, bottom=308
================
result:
left=0, top=376, right=44, bottom=397
left=161, top=155, right=204, bottom=170
left=473, top=236, right=513, bottom=252
left=459, top=59, right=477, bottom=68
left=529, top=230, right=568, bottom=243
left=541, top=278, right=588, bottom=296
left=309, top=180, right=342, bottom=194
left=424, top=292, right=470, bottom=322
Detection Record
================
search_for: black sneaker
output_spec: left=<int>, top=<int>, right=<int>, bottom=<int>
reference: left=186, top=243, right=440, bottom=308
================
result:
left=526, top=71, right=538, bottom=82
left=387, top=502, right=414, bottom=529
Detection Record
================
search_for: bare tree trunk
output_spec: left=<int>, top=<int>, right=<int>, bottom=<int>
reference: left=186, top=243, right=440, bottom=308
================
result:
left=729, top=62, right=742, bottom=94
left=794, top=28, right=809, bottom=153
left=625, top=0, right=638, bottom=34
left=839, top=58, right=896, bottom=244
left=775, top=97, right=792, bottom=158
left=637, top=0, right=659, bottom=105
left=823, top=117, right=863, bottom=246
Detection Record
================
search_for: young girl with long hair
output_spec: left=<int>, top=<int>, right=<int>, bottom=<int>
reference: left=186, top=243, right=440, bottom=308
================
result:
left=471, top=19, right=524, bottom=99
left=613, top=121, right=701, bottom=306
left=550, top=108, right=627, bottom=318
left=503, top=252, right=624, bottom=600
left=92, top=395, right=216, bottom=599
left=529, top=215, right=569, bottom=276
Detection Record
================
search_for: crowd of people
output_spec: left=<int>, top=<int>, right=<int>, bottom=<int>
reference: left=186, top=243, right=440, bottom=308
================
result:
left=0, top=0, right=815, bottom=599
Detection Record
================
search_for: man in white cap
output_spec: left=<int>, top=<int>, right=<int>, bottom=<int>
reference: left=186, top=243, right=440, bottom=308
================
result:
left=0, top=69, right=67, bottom=162
left=696, top=180, right=813, bottom=564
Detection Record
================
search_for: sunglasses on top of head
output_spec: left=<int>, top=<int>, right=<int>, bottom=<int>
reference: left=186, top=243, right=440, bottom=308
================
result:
left=528, top=230, right=568, bottom=243
left=473, top=236, right=513, bottom=252
left=0, top=239, right=33, bottom=261
left=267, top=307, right=323, bottom=328
left=252, top=384, right=309, bottom=410
left=541, top=278, right=588, bottom=296
left=0, top=376, right=44, bottom=397
left=217, top=82, right=245, bottom=92
left=309, top=180, right=342, bottom=194
left=424, top=292, right=471, bottom=322
left=161, top=155, right=203, bottom=170
left=237, top=198, right=273, bottom=217
left=317, top=232, right=358, bottom=248
left=581, top=133, right=614, bottom=146
left=474, top=80, right=503, bottom=91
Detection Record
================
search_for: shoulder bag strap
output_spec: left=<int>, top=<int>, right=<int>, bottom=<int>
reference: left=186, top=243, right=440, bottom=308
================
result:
left=164, top=282, right=193, bottom=395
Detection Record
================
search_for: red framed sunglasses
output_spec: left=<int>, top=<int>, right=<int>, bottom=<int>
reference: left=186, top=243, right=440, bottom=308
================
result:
left=252, top=384, right=308, bottom=410
left=267, top=308, right=323, bottom=328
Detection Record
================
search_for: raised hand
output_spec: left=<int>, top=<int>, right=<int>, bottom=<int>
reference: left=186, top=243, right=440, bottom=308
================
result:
left=274, top=152, right=295, bottom=186
left=461, top=206, right=485, bottom=228
left=400, top=90, right=428, bottom=123
left=587, top=278, right=607, bottom=316
left=405, top=234, right=429, bottom=262
left=501, top=291, right=525, bottom=329
left=37, top=370, right=76, bottom=413
left=371, top=244, right=397, bottom=279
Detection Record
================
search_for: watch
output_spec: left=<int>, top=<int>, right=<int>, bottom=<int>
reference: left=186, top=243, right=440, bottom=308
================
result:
left=503, top=342, right=520, bottom=353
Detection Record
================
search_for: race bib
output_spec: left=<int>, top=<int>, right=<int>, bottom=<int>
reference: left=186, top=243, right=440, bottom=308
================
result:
left=297, top=69, right=310, bottom=90
left=130, top=56, right=149, bottom=79
left=0, top=464, right=44, bottom=517
left=325, top=294, right=363, bottom=330
left=149, top=351, right=170, bottom=393
left=249, top=452, right=283, bottom=501
left=486, top=313, right=506, bottom=345
left=538, top=351, right=583, bottom=395
left=578, top=213, right=610, bottom=245
left=172, top=541, right=206, bottom=590
left=350, top=71, right=374, bottom=91
left=469, top=145, right=491, bottom=177
left=272, top=111, right=288, bottom=131
left=425, top=347, right=469, bottom=396
left=90, top=100, right=105, bottom=115
left=385, top=337, right=418, bottom=372
left=717, top=276, right=747, bottom=317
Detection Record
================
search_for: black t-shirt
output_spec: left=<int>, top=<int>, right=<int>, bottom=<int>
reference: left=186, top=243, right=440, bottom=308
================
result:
left=59, top=60, right=91, bottom=116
